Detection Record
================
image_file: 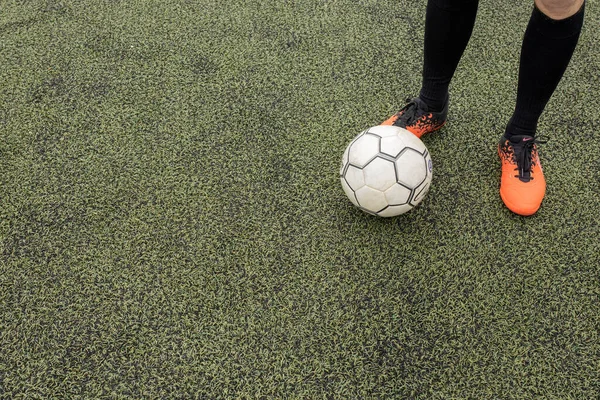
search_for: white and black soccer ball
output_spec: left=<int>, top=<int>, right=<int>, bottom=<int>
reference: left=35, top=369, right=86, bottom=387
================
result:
left=340, top=125, right=433, bottom=217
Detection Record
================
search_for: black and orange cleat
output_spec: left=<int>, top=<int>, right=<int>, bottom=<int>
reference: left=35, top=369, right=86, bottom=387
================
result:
left=381, top=96, right=448, bottom=138
left=498, top=135, right=547, bottom=216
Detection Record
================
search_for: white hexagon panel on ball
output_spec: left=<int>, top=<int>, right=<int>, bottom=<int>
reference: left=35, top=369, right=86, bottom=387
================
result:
left=395, top=148, right=428, bottom=189
left=343, top=165, right=365, bottom=191
left=366, top=125, right=402, bottom=138
left=347, top=133, right=380, bottom=168
left=362, top=157, right=396, bottom=192
left=355, top=185, right=388, bottom=214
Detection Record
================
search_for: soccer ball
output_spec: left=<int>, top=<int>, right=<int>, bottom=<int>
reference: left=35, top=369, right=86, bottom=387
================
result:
left=340, top=125, right=433, bottom=217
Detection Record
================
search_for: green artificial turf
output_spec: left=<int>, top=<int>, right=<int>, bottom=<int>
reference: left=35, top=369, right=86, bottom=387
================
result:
left=1, top=0, right=599, bottom=398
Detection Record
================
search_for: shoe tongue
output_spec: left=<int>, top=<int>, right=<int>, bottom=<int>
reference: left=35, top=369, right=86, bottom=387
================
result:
left=509, top=135, right=535, bottom=183
left=509, top=135, right=534, bottom=144
left=413, top=97, right=429, bottom=112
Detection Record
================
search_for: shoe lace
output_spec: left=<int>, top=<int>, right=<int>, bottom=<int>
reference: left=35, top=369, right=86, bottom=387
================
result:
left=514, top=137, right=547, bottom=182
left=398, top=98, right=419, bottom=126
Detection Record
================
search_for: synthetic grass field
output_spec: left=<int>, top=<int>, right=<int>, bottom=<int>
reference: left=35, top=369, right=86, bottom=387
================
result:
left=1, top=0, right=599, bottom=398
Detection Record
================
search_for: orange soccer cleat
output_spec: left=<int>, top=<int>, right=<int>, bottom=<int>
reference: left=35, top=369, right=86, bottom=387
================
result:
left=498, top=135, right=547, bottom=216
left=382, top=96, right=448, bottom=138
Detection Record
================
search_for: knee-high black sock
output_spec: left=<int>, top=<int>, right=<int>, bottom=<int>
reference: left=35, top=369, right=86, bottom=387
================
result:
left=506, top=2, right=585, bottom=138
left=419, top=0, right=479, bottom=112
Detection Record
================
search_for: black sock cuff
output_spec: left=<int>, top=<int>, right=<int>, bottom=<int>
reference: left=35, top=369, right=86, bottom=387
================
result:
left=505, top=115, right=538, bottom=138
left=532, top=1, right=585, bottom=39
left=419, top=88, right=448, bottom=112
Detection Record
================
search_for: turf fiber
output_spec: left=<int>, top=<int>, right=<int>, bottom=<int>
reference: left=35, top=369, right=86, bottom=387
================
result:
left=1, top=0, right=599, bottom=398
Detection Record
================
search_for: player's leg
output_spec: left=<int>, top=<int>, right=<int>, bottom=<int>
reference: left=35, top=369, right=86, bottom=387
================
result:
left=382, top=0, right=479, bottom=138
left=499, top=0, right=585, bottom=216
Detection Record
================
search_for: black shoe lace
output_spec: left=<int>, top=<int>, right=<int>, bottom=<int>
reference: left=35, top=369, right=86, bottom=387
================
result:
left=514, top=137, right=547, bottom=182
left=397, top=98, right=419, bottom=126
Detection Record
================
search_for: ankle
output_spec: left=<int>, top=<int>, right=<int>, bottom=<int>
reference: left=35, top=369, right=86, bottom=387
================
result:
left=505, top=116, right=536, bottom=140
left=418, top=90, right=449, bottom=113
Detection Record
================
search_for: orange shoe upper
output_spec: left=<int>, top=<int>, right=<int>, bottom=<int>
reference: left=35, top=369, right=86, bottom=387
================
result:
left=381, top=97, right=448, bottom=138
left=498, top=137, right=546, bottom=216
left=382, top=113, right=445, bottom=138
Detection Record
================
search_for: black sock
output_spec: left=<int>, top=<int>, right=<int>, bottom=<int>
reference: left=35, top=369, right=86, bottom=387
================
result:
left=419, top=0, right=479, bottom=112
left=506, top=2, right=585, bottom=139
